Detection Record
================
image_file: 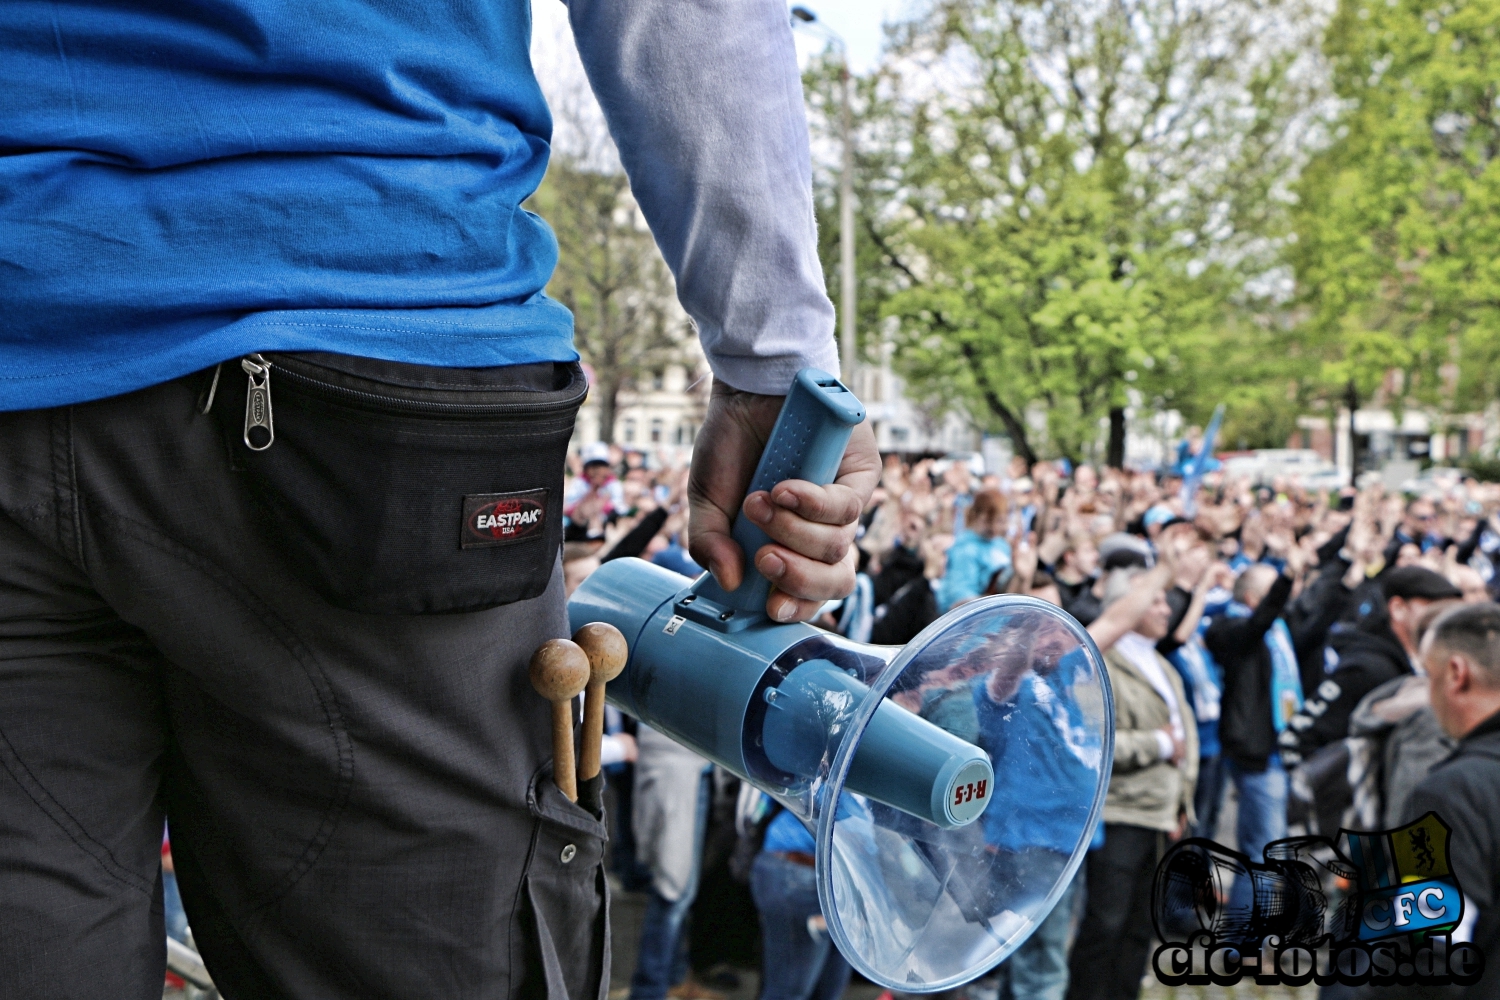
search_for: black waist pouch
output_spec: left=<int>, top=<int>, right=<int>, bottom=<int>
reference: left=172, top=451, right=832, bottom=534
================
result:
left=213, top=352, right=588, bottom=615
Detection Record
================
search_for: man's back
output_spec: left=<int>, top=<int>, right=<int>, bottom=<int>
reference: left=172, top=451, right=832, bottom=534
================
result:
left=2, top=0, right=571, bottom=408
left=1406, top=716, right=1500, bottom=1000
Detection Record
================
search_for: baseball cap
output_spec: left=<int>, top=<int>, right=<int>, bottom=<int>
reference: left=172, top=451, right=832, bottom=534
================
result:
left=581, top=442, right=611, bottom=467
left=1382, top=566, right=1463, bottom=602
left=1143, top=504, right=1175, bottom=528
left=1098, top=532, right=1153, bottom=571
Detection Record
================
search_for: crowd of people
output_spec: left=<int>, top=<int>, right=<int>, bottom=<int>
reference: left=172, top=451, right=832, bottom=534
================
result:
left=561, top=440, right=1500, bottom=1000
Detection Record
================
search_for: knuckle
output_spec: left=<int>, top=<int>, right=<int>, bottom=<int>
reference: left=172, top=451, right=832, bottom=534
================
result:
left=836, top=491, right=863, bottom=524
left=821, top=531, right=853, bottom=565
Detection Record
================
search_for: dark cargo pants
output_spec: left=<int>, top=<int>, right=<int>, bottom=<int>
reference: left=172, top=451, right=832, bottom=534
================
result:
left=0, top=373, right=608, bottom=999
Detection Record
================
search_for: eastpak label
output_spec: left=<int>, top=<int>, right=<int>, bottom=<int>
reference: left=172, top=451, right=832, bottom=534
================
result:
left=461, top=489, right=548, bottom=549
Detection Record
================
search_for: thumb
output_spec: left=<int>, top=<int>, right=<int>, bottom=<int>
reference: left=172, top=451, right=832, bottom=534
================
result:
left=688, top=491, right=744, bottom=591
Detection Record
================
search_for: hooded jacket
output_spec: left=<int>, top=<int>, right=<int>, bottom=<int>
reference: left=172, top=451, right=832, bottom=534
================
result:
left=1348, top=675, right=1456, bottom=828
left=1406, top=710, right=1500, bottom=1000
left=1103, top=646, right=1199, bottom=832
left=1279, top=614, right=1412, bottom=767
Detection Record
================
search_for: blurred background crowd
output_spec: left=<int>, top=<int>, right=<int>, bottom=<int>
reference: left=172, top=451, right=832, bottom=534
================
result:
left=555, top=439, right=1500, bottom=1000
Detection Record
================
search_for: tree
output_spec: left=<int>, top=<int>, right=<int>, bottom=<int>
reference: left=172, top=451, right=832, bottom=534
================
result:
left=529, top=162, right=685, bottom=443
left=803, top=0, right=1323, bottom=464
left=525, top=19, right=690, bottom=445
left=1291, top=0, right=1500, bottom=431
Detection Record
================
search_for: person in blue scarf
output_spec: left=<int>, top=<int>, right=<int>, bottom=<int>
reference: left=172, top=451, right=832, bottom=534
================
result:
left=1204, top=542, right=1307, bottom=916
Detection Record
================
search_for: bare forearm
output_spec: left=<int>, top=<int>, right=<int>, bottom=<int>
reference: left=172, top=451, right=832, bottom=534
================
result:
left=1087, top=563, right=1170, bottom=651
left=1173, top=585, right=1211, bottom=645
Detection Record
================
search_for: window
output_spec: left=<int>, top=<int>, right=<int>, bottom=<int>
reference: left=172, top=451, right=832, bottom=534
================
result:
left=651, top=370, right=665, bottom=391
left=623, top=419, right=636, bottom=444
left=650, top=419, right=663, bottom=444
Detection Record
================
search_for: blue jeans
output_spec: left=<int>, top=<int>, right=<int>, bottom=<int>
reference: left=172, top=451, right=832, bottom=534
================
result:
left=1225, top=757, right=1287, bottom=912
left=750, top=852, right=851, bottom=1000
left=1000, top=863, right=1081, bottom=1000
left=629, top=770, right=712, bottom=1000
left=163, top=869, right=189, bottom=944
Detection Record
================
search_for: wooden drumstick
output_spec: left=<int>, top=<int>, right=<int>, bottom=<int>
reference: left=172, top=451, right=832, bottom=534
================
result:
left=529, top=638, right=592, bottom=801
left=572, top=622, right=629, bottom=786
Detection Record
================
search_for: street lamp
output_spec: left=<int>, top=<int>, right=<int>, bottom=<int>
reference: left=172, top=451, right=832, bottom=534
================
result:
left=791, top=5, right=856, bottom=382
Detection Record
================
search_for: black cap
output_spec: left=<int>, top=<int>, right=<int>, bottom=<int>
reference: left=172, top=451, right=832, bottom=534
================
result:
left=1099, top=532, right=1153, bottom=571
left=1382, top=566, right=1463, bottom=602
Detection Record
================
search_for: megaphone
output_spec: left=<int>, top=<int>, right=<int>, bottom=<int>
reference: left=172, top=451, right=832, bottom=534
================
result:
left=570, top=370, right=1114, bottom=991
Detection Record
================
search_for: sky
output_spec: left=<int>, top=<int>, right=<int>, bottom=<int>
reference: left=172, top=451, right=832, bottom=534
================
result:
left=529, top=0, right=919, bottom=161
left=784, top=0, right=915, bottom=73
left=530, top=0, right=918, bottom=81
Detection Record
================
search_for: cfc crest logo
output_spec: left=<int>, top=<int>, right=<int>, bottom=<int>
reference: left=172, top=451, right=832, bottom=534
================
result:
left=461, top=490, right=549, bottom=549
left=1151, top=812, right=1483, bottom=988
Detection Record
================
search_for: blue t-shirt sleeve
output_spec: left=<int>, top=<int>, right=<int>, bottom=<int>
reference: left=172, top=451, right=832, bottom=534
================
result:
left=761, top=808, right=815, bottom=855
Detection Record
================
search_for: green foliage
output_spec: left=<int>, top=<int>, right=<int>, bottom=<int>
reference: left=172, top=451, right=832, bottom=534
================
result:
left=1465, top=454, right=1500, bottom=482
left=528, top=158, right=684, bottom=441
left=1182, top=313, right=1322, bottom=450
left=803, top=0, right=1321, bottom=463
left=1292, top=0, right=1500, bottom=416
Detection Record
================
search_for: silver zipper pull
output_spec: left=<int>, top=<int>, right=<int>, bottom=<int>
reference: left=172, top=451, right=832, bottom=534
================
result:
left=242, top=354, right=274, bottom=451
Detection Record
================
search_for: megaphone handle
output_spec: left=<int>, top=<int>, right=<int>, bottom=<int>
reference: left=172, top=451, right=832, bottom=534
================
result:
left=696, top=369, right=866, bottom=618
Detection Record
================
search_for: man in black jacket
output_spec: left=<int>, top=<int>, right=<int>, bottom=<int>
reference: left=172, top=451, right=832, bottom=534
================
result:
left=1409, top=602, right=1500, bottom=999
left=1281, top=567, right=1462, bottom=766
left=1205, top=544, right=1304, bottom=904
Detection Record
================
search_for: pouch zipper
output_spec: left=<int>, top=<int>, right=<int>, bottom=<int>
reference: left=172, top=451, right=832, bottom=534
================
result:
left=242, top=354, right=274, bottom=451
left=240, top=354, right=586, bottom=451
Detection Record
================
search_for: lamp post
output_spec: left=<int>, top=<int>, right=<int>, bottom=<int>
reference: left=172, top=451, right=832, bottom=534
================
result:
left=791, top=6, right=856, bottom=382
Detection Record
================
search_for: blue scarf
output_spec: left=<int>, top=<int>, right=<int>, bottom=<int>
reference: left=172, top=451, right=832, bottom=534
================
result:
left=1227, top=602, right=1305, bottom=732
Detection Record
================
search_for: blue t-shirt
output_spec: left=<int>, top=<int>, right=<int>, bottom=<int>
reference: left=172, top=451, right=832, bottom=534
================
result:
left=1, top=0, right=575, bottom=410
left=936, top=531, right=1012, bottom=612
left=761, top=808, right=816, bottom=856
left=974, top=649, right=1104, bottom=855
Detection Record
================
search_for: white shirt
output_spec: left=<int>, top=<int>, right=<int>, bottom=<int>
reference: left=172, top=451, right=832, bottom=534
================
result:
left=1115, top=631, right=1185, bottom=761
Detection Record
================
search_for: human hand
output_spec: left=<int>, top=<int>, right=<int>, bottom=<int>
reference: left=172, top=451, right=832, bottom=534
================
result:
left=615, top=732, right=638, bottom=764
left=688, top=380, right=882, bottom=623
left=1284, top=538, right=1308, bottom=578
left=1264, top=529, right=1290, bottom=557
left=1157, top=522, right=1195, bottom=575
left=573, top=492, right=608, bottom=534
left=1012, top=531, right=1039, bottom=585
left=1163, top=727, right=1187, bottom=767
left=1033, top=462, right=1060, bottom=501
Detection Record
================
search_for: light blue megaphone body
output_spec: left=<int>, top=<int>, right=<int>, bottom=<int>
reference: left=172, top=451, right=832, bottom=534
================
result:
left=569, top=369, right=1113, bottom=992
left=570, top=370, right=991, bottom=829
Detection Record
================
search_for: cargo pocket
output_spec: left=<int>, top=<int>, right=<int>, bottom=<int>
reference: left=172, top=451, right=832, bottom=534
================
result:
left=520, top=764, right=611, bottom=1000
left=212, top=353, right=587, bottom=614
